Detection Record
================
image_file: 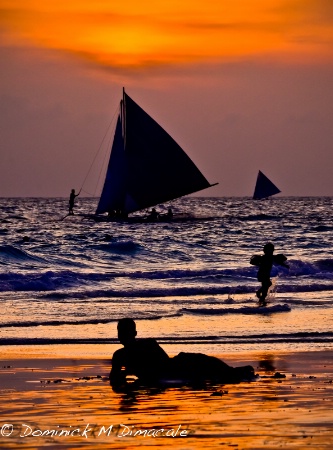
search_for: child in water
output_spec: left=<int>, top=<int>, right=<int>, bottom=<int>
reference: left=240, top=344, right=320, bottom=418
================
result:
left=250, top=243, right=289, bottom=306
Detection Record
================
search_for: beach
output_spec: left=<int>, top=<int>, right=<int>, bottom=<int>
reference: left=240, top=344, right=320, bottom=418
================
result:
left=2, top=197, right=333, bottom=448
left=1, top=346, right=333, bottom=449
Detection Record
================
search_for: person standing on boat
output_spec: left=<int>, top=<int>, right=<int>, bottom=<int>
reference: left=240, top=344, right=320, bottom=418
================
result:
left=147, top=208, right=159, bottom=221
left=68, top=188, right=80, bottom=215
left=167, top=207, right=173, bottom=219
left=250, top=243, right=289, bottom=306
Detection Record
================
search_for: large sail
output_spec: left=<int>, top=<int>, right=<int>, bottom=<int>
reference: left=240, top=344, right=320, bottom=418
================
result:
left=123, top=93, right=213, bottom=213
left=253, top=170, right=281, bottom=200
left=96, top=90, right=215, bottom=215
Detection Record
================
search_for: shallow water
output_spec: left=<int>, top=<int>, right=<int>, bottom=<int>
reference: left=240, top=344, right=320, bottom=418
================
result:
left=1, top=196, right=333, bottom=352
left=1, top=352, right=333, bottom=449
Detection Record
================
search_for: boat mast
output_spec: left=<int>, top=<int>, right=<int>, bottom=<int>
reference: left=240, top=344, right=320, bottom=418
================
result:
left=122, top=87, right=126, bottom=149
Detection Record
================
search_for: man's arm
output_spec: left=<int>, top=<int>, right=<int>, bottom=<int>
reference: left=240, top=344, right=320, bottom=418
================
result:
left=273, top=254, right=289, bottom=269
left=109, top=349, right=126, bottom=386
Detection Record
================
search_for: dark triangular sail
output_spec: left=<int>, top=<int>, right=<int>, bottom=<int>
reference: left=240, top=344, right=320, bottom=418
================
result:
left=123, top=93, right=212, bottom=213
left=96, top=90, right=215, bottom=215
left=253, top=170, right=281, bottom=200
left=96, top=116, right=126, bottom=214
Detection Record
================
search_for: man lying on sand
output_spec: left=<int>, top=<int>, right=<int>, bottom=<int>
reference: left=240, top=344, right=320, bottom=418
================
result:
left=110, top=318, right=256, bottom=389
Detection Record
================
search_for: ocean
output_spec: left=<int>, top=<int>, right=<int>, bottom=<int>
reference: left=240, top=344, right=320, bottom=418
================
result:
left=1, top=196, right=333, bottom=355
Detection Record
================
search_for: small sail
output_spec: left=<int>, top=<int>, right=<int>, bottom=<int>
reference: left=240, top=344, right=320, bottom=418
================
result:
left=96, top=90, right=216, bottom=216
left=96, top=117, right=126, bottom=214
left=253, top=170, right=281, bottom=200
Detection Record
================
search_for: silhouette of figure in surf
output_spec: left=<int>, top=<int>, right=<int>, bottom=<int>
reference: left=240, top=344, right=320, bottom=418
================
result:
left=250, top=243, right=289, bottom=306
left=68, top=189, right=80, bottom=215
left=109, top=318, right=255, bottom=390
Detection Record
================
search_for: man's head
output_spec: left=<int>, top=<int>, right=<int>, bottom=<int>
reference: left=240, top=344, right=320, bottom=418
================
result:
left=117, top=318, right=137, bottom=345
left=263, top=243, right=274, bottom=255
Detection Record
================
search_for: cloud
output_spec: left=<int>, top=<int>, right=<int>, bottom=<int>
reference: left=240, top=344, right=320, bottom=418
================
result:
left=1, top=0, right=333, bottom=71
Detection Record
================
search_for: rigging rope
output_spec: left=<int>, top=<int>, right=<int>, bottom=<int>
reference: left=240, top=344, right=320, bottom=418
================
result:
left=78, top=104, right=120, bottom=196
left=80, top=187, right=97, bottom=197
left=93, top=121, right=116, bottom=197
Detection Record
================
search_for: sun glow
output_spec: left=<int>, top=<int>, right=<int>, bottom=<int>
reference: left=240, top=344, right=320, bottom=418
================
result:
left=1, top=0, right=333, bottom=68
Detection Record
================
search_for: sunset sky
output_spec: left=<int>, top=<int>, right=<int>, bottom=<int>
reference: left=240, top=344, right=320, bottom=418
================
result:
left=1, top=0, right=333, bottom=197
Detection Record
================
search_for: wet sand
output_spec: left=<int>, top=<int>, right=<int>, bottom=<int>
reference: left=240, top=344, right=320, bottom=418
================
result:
left=1, top=348, right=333, bottom=449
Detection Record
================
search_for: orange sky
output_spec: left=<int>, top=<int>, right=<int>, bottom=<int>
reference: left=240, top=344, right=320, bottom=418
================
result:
left=1, top=0, right=333, bottom=68
left=1, top=0, right=333, bottom=197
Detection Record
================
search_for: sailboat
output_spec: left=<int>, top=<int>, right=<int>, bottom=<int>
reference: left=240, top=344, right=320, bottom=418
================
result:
left=253, top=170, right=281, bottom=200
left=94, top=88, right=217, bottom=220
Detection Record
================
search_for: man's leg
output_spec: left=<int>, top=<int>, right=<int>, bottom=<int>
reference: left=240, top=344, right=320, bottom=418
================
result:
left=260, top=279, right=272, bottom=303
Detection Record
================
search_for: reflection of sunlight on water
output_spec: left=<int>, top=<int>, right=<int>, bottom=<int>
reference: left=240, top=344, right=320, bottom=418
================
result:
left=1, top=354, right=333, bottom=449
left=2, top=302, right=333, bottom=354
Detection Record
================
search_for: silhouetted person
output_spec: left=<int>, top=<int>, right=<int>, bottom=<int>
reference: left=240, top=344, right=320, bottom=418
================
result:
left=114, top=209, right=128, bottom=219
left=69, top=189, right=80, bottom=215
left=147, top=208, right=159, bottom=221
left=251, top=243, right=289, bottom=306
left=166, top=207, right=173, bottom=219
left=109, top=318, right=170, bottom=388
left=109, top=319, right=255, bottom=389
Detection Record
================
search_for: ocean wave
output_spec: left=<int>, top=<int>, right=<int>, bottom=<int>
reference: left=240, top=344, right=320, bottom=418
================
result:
left=0, top=267, right=245, bottom=292
left=0, top=244, right=47, bottom=264
left=0, top=312, right=181, bottom=328
left=181, top=304, right=291, bottom=315
left=25, top=282, right=333, bottom=300
left=237, top=214, right=282, bottom=222
left=1, top=331, right=332, bottom=346
left=2, top=257, right=333, bottom=293
left=314, top=259, right=333, bottom=272
left=90, top=240, right=143, bottom=254
left=312, top=225, right=333, bottom=232
left=0, top=270, right=95, bottom=292
left=2, top=273, right=333, bottom=298
left=39, top=286, right=243, bottom=299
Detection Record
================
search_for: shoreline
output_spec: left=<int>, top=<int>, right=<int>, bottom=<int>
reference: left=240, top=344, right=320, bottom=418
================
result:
left=1, top=348, right=333, bottom=448
left=1, top=342, right=333, bottom=360
left=2, top=342, right=333, bottom=355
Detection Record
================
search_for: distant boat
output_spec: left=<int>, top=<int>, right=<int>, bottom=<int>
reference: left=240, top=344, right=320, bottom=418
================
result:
left=253, top=170, right=281, bottom=200
left=95, top=88, right=217, bottom=218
